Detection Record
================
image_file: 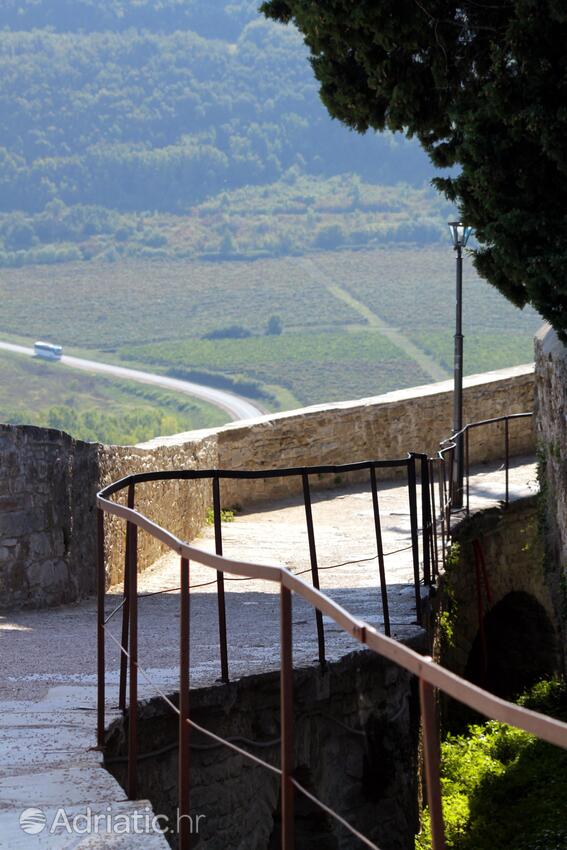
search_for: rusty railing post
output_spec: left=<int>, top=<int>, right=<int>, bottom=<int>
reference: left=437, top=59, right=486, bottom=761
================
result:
left=442, top=455, right=451, bottom=534
left=407, top=456, right=422, bottom=625
left=280, top=584, right=295, bottom=850
left=212, top=475, right=229, bottom=683
left=419, top=677, right=446, bottom=850
left=465, top=427, right=470, bottom=516
left=370, top=466, right=391, bottom=636
left=127, top=518, right=138, bottom=800
left=504, top=418, right=510, bottom=505
left=429, top=460, right=439, bottom=581
left=301, top=473, right=326, bottom=667
left=448, top=445, right=455, bottom=513
left=119, top=481, right=135, bottom=712
left=179, top=556, right=191, bottom=850
left=97, top=508, right=106, bottom=749
left=437, top=462, right=446, bottom=571
left=419, top=455, right=432, bottom=587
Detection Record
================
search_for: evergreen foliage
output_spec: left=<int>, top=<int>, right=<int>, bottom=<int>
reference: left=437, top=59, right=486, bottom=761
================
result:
left=262, top=1, right=567, bottom=339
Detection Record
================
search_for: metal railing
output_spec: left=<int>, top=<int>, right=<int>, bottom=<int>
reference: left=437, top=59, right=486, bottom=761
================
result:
left=95, top=425, right=566, bottom=850
left=98, top=455, right=431, bottom=694
left=435, top=411, right=534, bottom=526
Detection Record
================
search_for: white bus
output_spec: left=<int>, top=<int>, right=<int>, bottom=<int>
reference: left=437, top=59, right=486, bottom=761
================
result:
left=34, top=341, right=63, bottom=361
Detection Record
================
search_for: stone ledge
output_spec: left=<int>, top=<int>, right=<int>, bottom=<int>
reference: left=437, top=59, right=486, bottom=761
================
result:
left=0, top=360, right=536, bottom=609
left=137, top=361, right=535, bottom=450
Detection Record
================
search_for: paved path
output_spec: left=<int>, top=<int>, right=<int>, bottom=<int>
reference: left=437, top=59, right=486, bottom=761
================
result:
left=0, top=341, right=264, bottom=422
left=0, top=456, right=536, bottom=701
left=0, top=688, right=169, bottom=849
left=0, top=456, right=536, bottom=847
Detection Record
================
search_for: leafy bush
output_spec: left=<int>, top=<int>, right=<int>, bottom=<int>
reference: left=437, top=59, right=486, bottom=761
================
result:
left=203, top=325, right=252, bottom=340
left=205, top=507, right=236, bottom=525
left=416, top=678, right=567, bottom=850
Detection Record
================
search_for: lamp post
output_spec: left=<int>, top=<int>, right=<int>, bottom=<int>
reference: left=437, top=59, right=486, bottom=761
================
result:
left=448, top=221, right=472, bottom=509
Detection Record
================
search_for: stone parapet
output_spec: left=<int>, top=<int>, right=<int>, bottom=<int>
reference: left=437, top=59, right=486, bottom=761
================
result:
left=0, top=362, right=535, bottom=608
left=535, top=324, right=567, bottom=664
left=211, top=364, right=534, bottom=504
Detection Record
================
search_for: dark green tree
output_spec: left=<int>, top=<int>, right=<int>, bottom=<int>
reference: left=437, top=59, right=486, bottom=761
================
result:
left=266, top=314, right=283, bottom=335
left=262, top=0, right=567, bottom=339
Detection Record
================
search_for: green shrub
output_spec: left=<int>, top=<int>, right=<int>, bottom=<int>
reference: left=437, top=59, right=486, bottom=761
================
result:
left=416, top=678, right=567, bottom=850
left=205, top=507, right=236, bottom=525
left=203, top=325, right=252, bottom=340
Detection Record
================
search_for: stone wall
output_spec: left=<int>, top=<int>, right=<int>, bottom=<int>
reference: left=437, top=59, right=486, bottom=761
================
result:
left=0, top=363, right=535, bottom=609
left=435, top=496, right=562, bottom=697
left=206, top=363, right=535, bottom=506
left=105, top=646, right=423, bottom=850
left=97, top=435, right=217, bottom=586
left=0, top=425, right=100, bottom=608
left=535, top=324, right=567, bottom=664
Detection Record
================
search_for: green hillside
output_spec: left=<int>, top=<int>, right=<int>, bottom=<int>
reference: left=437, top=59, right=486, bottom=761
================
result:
left=0, top=0, right=440, bottom=268
left=0, top=350, right=226, bottom=444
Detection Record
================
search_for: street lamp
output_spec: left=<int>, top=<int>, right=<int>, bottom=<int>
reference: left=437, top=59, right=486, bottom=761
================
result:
left=448, top=221, right=472, bottom=509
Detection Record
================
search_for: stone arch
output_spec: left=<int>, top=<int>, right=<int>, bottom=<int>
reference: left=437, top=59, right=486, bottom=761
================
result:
left=465, top=591, right=560, bottom=700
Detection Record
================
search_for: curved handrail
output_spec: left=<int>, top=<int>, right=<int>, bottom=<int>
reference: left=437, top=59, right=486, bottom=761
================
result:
left=96, top=488, right=567, bottom=749
left=98, top=455, right=412, bottom=499
left=435, top=411, right=534, bottom=515
left=96, top=416, right=554, bottom=850
left=439, top=411, right=533, bottom=457
left=98, top=452, right=426, bottom=652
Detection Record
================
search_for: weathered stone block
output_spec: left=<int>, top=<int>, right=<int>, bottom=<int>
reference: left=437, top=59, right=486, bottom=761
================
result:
left=0, top=510, right=43, bottom=537
left=27, top=559, right=69, bottom=598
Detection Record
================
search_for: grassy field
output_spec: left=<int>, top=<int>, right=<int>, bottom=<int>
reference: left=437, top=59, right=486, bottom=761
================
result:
left=0, top=351, right=226, bottom=443
left=0, top=256, right=359, bottom=348
left=413, top=331, right=536, bottom=376
left=0, top=246, right=542, bottom=426
left=120, top=330, right=431, bottom=405
left=314, top=248, right=542, bottom=372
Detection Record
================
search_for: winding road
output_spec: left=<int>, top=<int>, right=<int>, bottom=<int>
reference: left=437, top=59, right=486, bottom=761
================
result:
left=0, top=340, right=264, bottom=422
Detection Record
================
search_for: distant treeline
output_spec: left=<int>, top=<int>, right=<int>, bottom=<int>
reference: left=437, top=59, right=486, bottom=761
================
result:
left=0, top=171, right=451, bottom=268
left=4, top=404, right=191, bottom=445
left=0, top=2, right=432, bottom=219
left=0, top=0, right=259, bottom=38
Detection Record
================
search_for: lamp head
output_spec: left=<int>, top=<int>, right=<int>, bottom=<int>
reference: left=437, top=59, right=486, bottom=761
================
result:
left=448, top=221, right=472, bottom=249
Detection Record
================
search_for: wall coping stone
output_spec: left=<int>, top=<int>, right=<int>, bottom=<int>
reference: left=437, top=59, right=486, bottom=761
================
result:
left=0, top=359, right=536, bottom=609
left=137, top=361, right=535, bottom=451
left=536, top=322, right=565, bottom=357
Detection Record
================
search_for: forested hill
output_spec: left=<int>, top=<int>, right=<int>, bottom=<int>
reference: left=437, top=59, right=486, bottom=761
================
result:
left=0, top=0, right=432, bottom=213
left=1, top=0, right=259, bottom=37
left=0, top=0, right=444, bottom=265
